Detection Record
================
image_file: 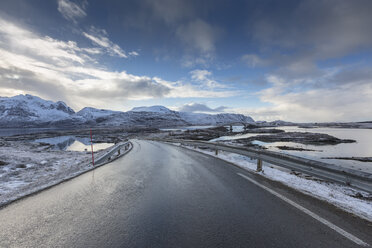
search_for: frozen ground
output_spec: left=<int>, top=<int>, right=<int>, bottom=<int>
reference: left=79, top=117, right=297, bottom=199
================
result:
left=175, top=143, right=372, bottom=222
left=0, top=140, right=110, bottom=207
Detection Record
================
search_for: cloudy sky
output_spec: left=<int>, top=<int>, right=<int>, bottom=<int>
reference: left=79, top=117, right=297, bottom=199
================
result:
left=0, top=0, right=371, bottom=122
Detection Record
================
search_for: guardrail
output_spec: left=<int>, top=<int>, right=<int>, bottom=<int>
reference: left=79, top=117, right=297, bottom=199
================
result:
left=95, top=141, right=132, bottom=165
left=159, top=139, right=372, bottom=194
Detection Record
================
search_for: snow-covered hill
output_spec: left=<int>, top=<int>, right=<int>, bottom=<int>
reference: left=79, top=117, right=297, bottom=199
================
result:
left=130, top=106, right=254, bottom=125
left=179, top=112, right=254, bottom=125
left=0, top=95, right=83, bottom=127
left=76, top=107, right=119, bottom=119
left=0, top=94, right=255, bottom=128
left=130, top=105, right=174, bottom=114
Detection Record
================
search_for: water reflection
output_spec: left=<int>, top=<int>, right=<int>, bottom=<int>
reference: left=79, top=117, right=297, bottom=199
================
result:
left=34, top=136, right=114, bottom=152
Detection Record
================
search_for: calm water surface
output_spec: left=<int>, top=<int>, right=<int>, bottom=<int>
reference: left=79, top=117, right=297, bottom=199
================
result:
left=34, top=136, right=114, bottom=152
left=0, top=128, right=69, bottom=137
left=214, top=126, right=372, bottom=173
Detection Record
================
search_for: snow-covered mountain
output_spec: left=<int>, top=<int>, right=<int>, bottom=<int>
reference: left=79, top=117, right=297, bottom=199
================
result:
left=130, top=106, right=254, bottom=125
left=0, top=94, right=83, bottom=127
left=255, top=120, right=295, bottom=127
left=0, top=94, right=255, bottom=128
left=179, top=112, right=254, bottom=125
left=77, top=107, right=119, bottom=118
left=130, top=105, right=174, bottom=114
left=76, top=107, right=121, bottom=124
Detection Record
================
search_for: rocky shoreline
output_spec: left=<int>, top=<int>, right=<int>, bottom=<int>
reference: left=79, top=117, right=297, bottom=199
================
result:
left=162, top=126, right=356, bottom=146
left=234, top=132, right=356, bottom=146
left=276, top=146, right=320, bottom=151
left=322, top=157, right=372, bottom=162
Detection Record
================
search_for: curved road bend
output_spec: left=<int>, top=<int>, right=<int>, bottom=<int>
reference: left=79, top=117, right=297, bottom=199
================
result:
left=0, top=140, right=371, bottom=247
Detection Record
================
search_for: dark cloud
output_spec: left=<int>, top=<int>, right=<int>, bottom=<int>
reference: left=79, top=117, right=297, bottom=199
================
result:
left=77, top=78, right=171, bottom=99
left=179, top=102, right=227, bottom=113
left=251, top=0, right=372, bottom=60
left=0, top=66, right=69, bottom=102
left=145, top=0, right=194, bottom=25
left=332, top=67, right=372, bottom=85
left=115, top=0, right=221, bottom=67
left=242, top=0, right=372, bottom=86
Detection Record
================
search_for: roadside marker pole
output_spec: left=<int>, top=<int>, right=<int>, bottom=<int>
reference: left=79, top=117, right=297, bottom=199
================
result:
left=90, top=129, right=95, bottom=166
left=257, top=159, right=262, bottom=172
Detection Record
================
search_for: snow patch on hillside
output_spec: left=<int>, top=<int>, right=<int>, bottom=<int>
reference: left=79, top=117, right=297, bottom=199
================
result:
left=180, top=112, right=255, bottom=125
left=130, top=105, right=174, bottom=114
left=76, top=107, right=120, bottom=119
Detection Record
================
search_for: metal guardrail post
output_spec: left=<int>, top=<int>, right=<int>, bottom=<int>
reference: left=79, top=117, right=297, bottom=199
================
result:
left=257, top=159, right=262, bottom=172
left=345, top=176, right=351, bottom=186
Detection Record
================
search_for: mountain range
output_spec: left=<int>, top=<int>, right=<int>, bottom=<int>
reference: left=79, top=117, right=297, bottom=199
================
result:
left=0, top=94, right=255, bottom=128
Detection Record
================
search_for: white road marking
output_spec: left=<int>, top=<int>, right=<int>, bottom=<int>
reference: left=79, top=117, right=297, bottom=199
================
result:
left=237, top=173, right=369, bottom=247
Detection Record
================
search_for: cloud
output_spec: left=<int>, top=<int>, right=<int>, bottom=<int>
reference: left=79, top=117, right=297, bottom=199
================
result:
left=146, top=0, right=194, bottom=25
left=83, top=26, right=138, bottom=58
left=176, top=19, right=221, bottom=67
left=176, top=19, right=219, bottom=53
left=57, top=0, right=87, bottom=24
left=0, top=16, right=234, bottom=110
left=251, top=0, right=372, bottom=63
left=233, top=0, right=372, bottom=122
left=117, top=1, right=221, bottom=68
left=241, top=0, right=372, bottom=95
left=152, top=77, right=238, bottom=99
left=0, top=18, right=88, bottom=65
left=241, top=54, right=268, bottom=68
left=239, top=66, right=372, bottom=122
left=189, top=69, right=227, bottom=88
left=178, top=102, right=227, bottom=113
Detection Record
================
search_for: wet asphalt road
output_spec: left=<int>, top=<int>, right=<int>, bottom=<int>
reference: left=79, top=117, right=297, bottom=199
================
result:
left=0, top=140, right=371, bottom=247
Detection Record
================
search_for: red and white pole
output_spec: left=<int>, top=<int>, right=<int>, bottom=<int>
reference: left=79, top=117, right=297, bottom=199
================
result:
left=90, top=129, right=95, bottom=166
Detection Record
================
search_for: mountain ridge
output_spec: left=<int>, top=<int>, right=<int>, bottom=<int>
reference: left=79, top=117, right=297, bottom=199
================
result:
left=0, top=94, right=255, bottom=128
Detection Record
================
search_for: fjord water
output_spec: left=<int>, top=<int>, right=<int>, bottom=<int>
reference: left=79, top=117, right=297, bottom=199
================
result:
left=0, top=128, right=65, bottom=137
left=216, top=126, right=372, bottom=173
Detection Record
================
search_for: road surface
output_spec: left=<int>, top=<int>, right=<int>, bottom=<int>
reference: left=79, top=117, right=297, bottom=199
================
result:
left=0, top=140, right=371, bottom=247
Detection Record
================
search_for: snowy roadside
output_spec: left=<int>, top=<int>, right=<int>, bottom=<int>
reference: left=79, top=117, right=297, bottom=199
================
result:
left=0, top=140, right=128, bottom=207
left=173, top=142, right=372, bottom=222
